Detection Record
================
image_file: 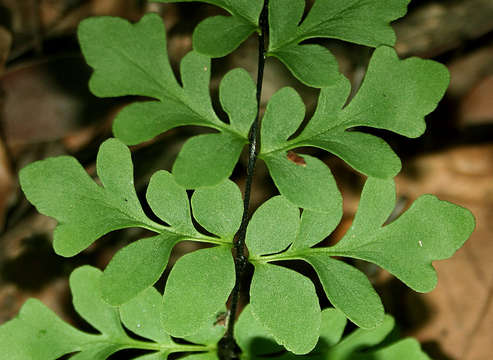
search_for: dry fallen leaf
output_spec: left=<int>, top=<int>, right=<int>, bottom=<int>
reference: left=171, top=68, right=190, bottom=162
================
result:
left=0, top=56, right=117, bottom=149
left=396, top=144, right=493, bottom=360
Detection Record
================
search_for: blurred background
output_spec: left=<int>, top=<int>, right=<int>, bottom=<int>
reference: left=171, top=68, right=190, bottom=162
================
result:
left=0, top=0, right=492, bottom=359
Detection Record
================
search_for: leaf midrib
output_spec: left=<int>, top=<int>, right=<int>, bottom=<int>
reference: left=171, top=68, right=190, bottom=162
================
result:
left=58, top=187, right=228, bottom=245
left=269, top=1, right=362, bottom=52
left=104, top=42, right=245, bottom=136
left=259, top=100, right=378, bottom=157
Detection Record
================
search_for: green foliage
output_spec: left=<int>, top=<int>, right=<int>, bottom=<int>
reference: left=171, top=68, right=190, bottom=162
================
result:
left=250, top=263, right=321, bottom=354
left=153, top=0, right=263, bottom=57
left=101, top=233, right=180, bottom=305
left=235, top=306, right=284, bottom=355
left=0, top=265, right=429, bottom=360
left=20, top=138, right=239, bottom=306
left=259, top=46, right=449, bottom=211
left=263, top=152, right=342, bottom=213
left=235, top=306, right=430, bottom=359
left=0, top=298, right=93, bottom=359
left=78, top=13, right=257, bottom=188
left=4, top=0, right=477, bottom=359
left=248, top=177, right=474, bottom=345
left=267, top=0, right=410, bottom=86
left=120, top=287, right=174, bottom=344
left=292, top=210, right=341, bottom=250
left=245, top=195, right=300, bottom=255
left=191, top=180, right=244, bottom=240
left=172, top=132, right=246, bottom=188
left=162, top=246, right=235, bottom=336
left=304, top=254, right=384, bottom=329
left=219, top=69, right=258, bottom=138
left=0, top=266, right=222, bottom=359
left=19, top=138, right=160, bottom=257
left=330, top=178, right=475, bottom=292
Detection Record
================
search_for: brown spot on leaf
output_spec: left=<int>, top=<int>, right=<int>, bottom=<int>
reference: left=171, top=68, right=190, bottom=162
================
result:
left=287, top=151, right=306, bottom=166
left=214, top=311, right=228, bottom=326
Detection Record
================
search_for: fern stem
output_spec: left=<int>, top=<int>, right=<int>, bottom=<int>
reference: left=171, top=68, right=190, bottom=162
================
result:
left=218, top=2, right=269, bottom=359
